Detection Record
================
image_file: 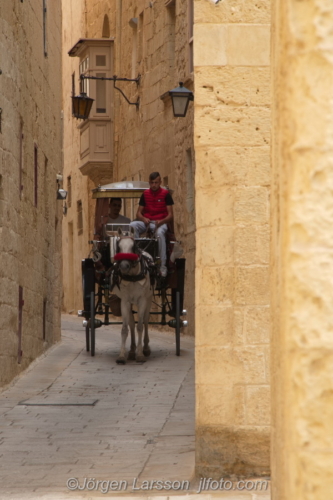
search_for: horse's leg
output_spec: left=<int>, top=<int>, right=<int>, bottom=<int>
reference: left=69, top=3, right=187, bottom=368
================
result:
left=116, top=301, right=131, bottom=364
left=128, top=309, right=136, bottom=360
left=143, top=296, right=152, bottom=357
left=135, top=298, right=146, bottom=363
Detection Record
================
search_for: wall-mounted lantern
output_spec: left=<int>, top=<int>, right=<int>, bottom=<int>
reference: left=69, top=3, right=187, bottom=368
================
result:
left=71, top=91, right=94, bottom=120
left=168, top=82, right=194, bottom=117
left=57, top=188, right=68, bottom=200
left=71, top=74, right=140, bottom=120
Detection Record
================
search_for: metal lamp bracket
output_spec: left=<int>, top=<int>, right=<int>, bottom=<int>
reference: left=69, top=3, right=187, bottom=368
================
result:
left=80, top=74, right=140, bottom=108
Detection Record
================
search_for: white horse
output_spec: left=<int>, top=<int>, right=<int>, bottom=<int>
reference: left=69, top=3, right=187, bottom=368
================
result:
left=111, top=228, right=153, bottom=364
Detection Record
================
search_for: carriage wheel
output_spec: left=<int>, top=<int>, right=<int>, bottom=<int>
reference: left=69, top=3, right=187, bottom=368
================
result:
left=82, top=259, right=95, bottom=315
left=175, top=290, right=181, bottom=356
left=85, top=325, right=90, bottom=352
left=90, top=291, right=96, bottom=357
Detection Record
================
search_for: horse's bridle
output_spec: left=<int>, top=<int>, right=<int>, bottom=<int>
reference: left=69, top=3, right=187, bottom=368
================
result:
left=110, top=236, right=156, bottom=290
left=114, top=236, right=140, bottom=269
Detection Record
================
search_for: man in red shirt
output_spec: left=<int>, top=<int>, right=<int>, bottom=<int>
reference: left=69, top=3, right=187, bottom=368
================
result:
left=130, top=172, right=174, bottom=277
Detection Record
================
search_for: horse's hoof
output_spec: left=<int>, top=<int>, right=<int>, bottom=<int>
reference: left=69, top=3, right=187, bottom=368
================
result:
left=128, top=351, right=136, bottom=360
left=143, top=348, right=151, bottom=357
left=136, top=355, right=146, bottom=363
left=116, top=357, right=126, bottom=365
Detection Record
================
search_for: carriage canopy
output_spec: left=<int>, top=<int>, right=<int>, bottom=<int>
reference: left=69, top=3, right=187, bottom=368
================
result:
left=92, top=181, right=172, bottom=199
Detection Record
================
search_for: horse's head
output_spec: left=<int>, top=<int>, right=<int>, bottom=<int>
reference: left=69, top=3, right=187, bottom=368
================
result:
left=114, top=227, right=140, bottom=274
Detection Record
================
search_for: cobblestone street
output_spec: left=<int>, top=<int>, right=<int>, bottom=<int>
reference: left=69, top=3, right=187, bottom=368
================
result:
left=0, top=315, right=270, bottom=499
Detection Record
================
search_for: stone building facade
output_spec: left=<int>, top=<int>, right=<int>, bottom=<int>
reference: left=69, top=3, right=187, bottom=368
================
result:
left=62, top=0, right=95, bottom=313
left=62, top=0, right=195, bottom=330
left=0, top=1, right=63, bottom=386
left=62, top=0, right=271, bottom=481
left=62, top=0, right=333, bottom=496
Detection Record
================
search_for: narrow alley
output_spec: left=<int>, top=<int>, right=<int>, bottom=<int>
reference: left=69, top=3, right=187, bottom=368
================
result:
left=0, top=316, right=270, bottom=499
left=0, top=316, right=195, bottom=498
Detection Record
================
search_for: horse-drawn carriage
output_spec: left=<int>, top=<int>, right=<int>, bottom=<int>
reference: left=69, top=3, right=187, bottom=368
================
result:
left=79, top=181, right=187, bottom=362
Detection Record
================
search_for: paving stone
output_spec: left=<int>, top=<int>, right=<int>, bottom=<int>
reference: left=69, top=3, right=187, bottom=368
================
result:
left=0, top=315, right=196, bottom=498
left=0, top=315, right=271, bottom=499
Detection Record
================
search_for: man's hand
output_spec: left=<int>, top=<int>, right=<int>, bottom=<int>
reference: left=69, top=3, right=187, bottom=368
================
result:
left=154, top=220, right=162, bottom=228
left=136, top=205, right=150, bottom=225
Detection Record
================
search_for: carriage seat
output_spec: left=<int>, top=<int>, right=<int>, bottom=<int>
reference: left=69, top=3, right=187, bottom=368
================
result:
left=104, top=222, right=131, bottom=238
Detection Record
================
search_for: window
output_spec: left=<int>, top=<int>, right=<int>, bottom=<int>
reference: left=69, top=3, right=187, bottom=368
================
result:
left=166, top=0, right=176, bottom=83
left=44, top=156, right=49, bottom=221
left=71, top=73, right=76, bottom=115
left=80, top=58, right=89, bottom=73
left=18, top=287, right=24, bottom=364
left=34, top=144, right=38, bottom=207
left=102, top=14, right=110, bottom=38
left=19, top=121, right=24, bottom=198
left=96, top=73, right=107, bottom=113
left=72, top=72, right=75, bottom=96
left=43, top=299, right=47, bottom=341
left=96, top=55, right=106, bottom=66
left=129, top=18, right=138, bottom=78
left=188, top=0, right=194, bottom=74
left=79, top=58, right=89, bottom=95
left=186, top=148, right=195, bottom=230
left=77, top=200, right=83, bottom=235
left=43, top=0, right=48, bottom=57
left=138, top=12, right=144, bottom=66
left=67, top=176, right=72, bottom=207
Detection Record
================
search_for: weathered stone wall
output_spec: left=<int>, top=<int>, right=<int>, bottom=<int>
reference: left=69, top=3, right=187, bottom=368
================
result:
left=62, top=1, right=117, bottom=314
left=0, top=0, right=62, bottom=386
left=62, top=0, right=95, bottom=313
left=110, top=0, right=195, bottom=333
left=194, top=0, right=271, bottom=477
left=271, top=1, right=333, bottom=498
left=62, top=0, right=196, bottom=332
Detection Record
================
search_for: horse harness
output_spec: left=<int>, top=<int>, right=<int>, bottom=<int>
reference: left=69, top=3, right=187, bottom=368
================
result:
left=110, top=237, right=156, bottom=291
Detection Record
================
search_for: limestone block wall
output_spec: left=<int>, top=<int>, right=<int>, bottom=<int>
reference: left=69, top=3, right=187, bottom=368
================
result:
left=271, top=1, right=333, bottom=498
left=113, top=0, right=195, bottom=332
left=194, top=0, right=271, bottom=477
left=62, top=0, right=95, bottom=313
left=0, top=0, right=62, bottom=386
left=83, top=0, right=196, bottom=332
left=62, top=0, right=195, bottom=325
